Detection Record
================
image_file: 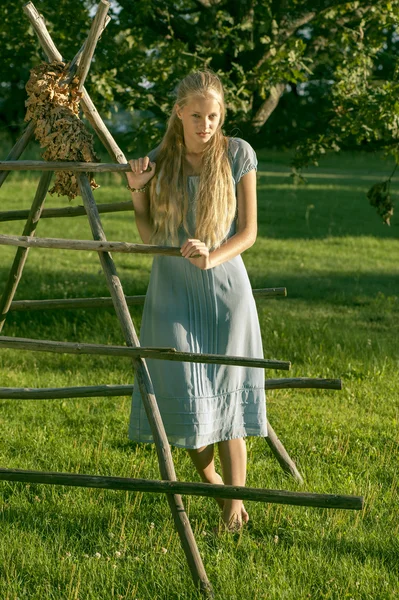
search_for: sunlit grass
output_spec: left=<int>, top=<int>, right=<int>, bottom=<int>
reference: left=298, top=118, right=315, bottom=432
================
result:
left=0, top=150, right=398, bottom=599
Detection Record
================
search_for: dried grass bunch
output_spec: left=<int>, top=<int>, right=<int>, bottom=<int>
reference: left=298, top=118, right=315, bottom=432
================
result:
left=25, top=61, right=99, bottom=199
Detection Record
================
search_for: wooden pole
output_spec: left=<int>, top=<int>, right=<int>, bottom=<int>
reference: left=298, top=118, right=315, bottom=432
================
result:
left=0, top=201, right=133, bottom=223
left=0, top=468, right=363, bottom=510
left=23, top=2, right=127, bottom=164
left=0, top=385, right=133, bottom=399
left=265, top=420, right=304, bottom=484
left=61, top=16, right=112, bottom=86
left=76, top=173, right=213, bottom=597
left=23, top=3, right=64, bottom=62
left=0, top=233, right=183, bottom=255
left=8, top=288, right=287, bottom=312
left=76, top=0, right=110, bottom=92
left=0, top=336, right=291, bottom=371
left=0, top=378, right=341, bottom=400
left=59, top=16, right=111, bottom=86
left=0, top=172, right=53, bottom=332
left=264, top=377, right=342, bottom=390
left=0, top=122, right=36, bottom=189
left=0, top=160, right=131, bottom=172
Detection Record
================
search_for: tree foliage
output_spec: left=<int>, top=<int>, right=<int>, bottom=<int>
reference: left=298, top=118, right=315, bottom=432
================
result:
left=1, top=0, right=399, bottom=221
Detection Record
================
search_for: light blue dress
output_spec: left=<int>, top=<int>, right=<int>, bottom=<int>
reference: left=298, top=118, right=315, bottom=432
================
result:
left=128, top=137, right=267, bottom=449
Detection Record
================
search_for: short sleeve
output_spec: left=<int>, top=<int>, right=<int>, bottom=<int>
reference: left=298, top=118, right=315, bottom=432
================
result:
left=229, top=138, right=258, bottom=184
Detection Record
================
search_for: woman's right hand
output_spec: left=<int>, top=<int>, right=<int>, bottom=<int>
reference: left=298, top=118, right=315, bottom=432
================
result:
left=127, top=156, right=156, bottom=189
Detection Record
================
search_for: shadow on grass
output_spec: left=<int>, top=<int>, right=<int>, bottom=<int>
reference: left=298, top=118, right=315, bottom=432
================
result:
left=1, top=264, right=397, bottom=310
left=255, top=175, right=399, bottom=240
left=250, top=271, right=399, bottom=305
left=0, top=263, right=398, bottom=368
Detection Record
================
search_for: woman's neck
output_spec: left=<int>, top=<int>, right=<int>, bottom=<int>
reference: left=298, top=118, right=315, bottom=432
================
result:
left=185, top=148, right=204, bottom=157
left=184, top=152, right=202, bottom=176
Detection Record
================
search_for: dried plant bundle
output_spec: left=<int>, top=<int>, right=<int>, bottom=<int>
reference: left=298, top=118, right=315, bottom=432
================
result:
left=25, top=61, right=99, bottom=199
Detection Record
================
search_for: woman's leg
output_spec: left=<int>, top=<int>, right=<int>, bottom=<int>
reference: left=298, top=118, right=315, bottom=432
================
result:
left=218, top=437, right=247, bottom=529
left=187, top=444, right=224, bottom=509
left=187, top=441, right=248, bottom=527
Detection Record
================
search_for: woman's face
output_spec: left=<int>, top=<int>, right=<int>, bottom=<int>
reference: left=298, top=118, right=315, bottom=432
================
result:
left=176, top=94, right=222, bottom=152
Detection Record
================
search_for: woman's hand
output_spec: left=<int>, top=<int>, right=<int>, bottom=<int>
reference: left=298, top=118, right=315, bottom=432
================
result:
left=181, top=238, right=212, bottom=270
left=127, top=156, right=156, bottom=189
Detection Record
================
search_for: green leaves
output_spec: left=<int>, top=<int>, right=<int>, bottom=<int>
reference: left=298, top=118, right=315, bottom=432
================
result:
left=367, top=180, right=394, bottom=226
left=2, top=0, right=399, bottom=223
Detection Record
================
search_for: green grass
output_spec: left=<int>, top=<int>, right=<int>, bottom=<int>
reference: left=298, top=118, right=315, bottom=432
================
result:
left=0, top=150, right=398, bottom=599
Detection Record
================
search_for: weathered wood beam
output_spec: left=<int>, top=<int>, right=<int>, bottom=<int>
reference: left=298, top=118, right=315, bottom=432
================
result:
left=265, top=421, right=304, bottom=484
left=265, top=377, right=342, bottom=390
left=0, top=233, right=182, bottom=256
left=8, top=288, right=287, bottom=312
left=76, top=173, right=212, bottom=595
left=0, top=378, right=342, bottom=399
left=60, top=21, right=112, bottom=90
left=9, top=295, right=146, bottom=311
left=0, top=335, right=291, bottom=371
left=23, top=3, right=63, bottom=62
left=60, top=16, right=111, bottom=86
left=0, top=122, right=36, bottom=189
left=0, top=201, right=133, bottom=223
left=76, top=0, right=110, bottom=92
left=0, top=336, right=174, bottom=357
left=0, top=161, right=130, bottom=172
left=0, top=172, right=53, bottom=332
left=0, top=468, right=363, bottom=510
left=80, top=92, right=127, bottom=164
left=0, top=385, right=132, bottom=399
left=23, top=2, right=127, bottom=164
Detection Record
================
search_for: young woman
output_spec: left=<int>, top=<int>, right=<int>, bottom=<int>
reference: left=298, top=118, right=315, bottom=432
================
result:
left=127, top=70, right=267, bottom=531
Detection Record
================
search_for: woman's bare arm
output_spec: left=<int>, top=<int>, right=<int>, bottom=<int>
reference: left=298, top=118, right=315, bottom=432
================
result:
left=207, top=169, right=258, bottom=268
left=127, top=156, right=155, bottom=244
left=129, top=188, right=153, bottom=244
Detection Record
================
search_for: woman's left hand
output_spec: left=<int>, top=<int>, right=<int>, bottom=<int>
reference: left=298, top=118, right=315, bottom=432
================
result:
left=181, top=239, right=212, bottom=270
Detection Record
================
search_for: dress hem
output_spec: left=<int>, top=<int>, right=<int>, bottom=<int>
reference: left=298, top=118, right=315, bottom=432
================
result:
left=128, top=428, right=268, bottom=450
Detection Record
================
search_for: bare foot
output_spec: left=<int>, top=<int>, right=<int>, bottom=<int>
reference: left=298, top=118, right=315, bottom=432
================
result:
left=212, top=472, right=249, bottom=524
left=241, top=504, right=249, bottom=524
left=222, top=509, right=242, bottom=533
left=213, top=517, right=242, bottom=536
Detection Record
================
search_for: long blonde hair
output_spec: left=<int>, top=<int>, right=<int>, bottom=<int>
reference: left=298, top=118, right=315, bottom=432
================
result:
left=148, top=70, right=236, bottom=250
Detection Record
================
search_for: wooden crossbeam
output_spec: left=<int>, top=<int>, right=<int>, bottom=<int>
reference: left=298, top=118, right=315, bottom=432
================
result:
left=0, top=201, right=133, bottom=222
left=0, top=233, right=189, bottom=255
left=0, top=468, right=363, bottom=510
left=7, top=288, right=287, bottom=312
left=0, top=335, right=291, bottom=371
left=0, top=379, right=341, bottom=400
left=0, top=160, right=131, bottom=171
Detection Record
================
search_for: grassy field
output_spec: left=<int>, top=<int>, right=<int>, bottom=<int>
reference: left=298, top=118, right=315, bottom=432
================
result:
left=0, top=149, right=398, bottom=599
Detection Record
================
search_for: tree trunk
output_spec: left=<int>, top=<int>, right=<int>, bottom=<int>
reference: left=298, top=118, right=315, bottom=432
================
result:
left=251, top=83, right=286, bottom=133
